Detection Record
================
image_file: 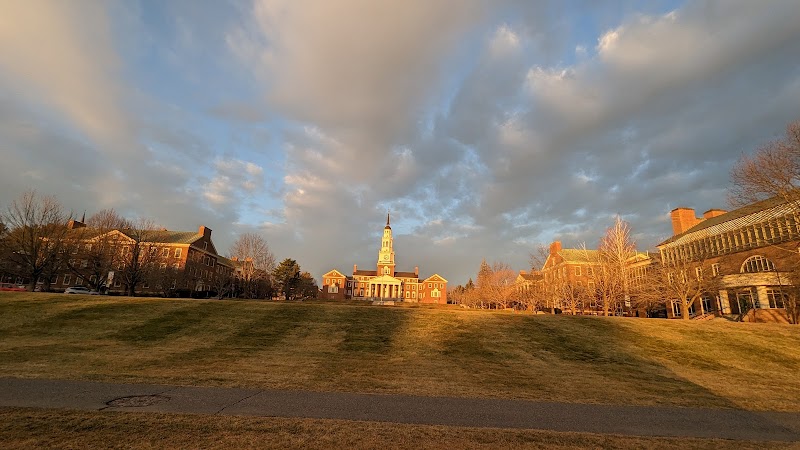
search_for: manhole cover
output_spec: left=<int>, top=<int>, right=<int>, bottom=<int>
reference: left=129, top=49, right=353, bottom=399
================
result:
left=106, top=394, right=170, bottom=408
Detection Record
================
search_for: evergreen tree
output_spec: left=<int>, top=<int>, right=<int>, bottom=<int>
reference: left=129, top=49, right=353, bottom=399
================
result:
left=273, top=258, right=301, bottom=301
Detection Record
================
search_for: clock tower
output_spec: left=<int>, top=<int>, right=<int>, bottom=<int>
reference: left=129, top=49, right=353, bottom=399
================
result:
left=377, top=211, right=395, bottom=277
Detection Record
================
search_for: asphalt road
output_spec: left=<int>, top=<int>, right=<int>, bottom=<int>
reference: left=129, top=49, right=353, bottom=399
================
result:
left=1, top=377, right=798, bottom=442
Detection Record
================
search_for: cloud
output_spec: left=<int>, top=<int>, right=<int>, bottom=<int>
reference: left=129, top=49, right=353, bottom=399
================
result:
left=2, top=0, right=800, bottom=287
left=0, top=1, right=133, bottom=152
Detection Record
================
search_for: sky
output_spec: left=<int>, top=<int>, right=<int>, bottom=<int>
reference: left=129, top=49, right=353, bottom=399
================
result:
left=1, top=0, right=800, bottom=286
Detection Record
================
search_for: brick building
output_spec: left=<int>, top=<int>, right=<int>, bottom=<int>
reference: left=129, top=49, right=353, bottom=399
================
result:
left=321, top=213, right=448, bottom=303
left=53, top=221, right=233, bottom=296
left=657, top=196, right=798, bottom=320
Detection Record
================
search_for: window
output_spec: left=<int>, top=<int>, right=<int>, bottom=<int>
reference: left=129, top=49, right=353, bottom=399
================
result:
left=741, top=255, right=775, bottom=273
left=671, top=301, right=681, bottom=317
left=203, top=242, right=208, bottom=250
left=162, top=248, right=169, bottom=257
left=63, top=274, right=71, bottom=286
left=695, top=267, right=703, bottom=280
left=75, top=277, right=83, bottom=286
left=428, top=283, right=432, bottom=288
left=174, top=248, right=182, bottom=258
left=711, top=263, right=720, bottom=277
left=701, top=295, right=713, bottom=314
left=766, top=289, right=787, bottom=308
left=575, top=266, right=581, bottom=277
left=586, top=267, right=593, bottom=276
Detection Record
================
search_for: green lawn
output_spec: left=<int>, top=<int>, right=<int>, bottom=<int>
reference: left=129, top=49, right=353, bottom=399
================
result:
left=1, top=292, right=799, bottom=411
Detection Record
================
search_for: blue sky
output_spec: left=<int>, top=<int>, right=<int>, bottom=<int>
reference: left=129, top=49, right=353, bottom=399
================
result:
left=1, top=0, right=800, bottom=285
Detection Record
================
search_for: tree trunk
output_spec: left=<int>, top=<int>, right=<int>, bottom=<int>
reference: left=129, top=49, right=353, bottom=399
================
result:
left=681, top=301, right=690, bottom=320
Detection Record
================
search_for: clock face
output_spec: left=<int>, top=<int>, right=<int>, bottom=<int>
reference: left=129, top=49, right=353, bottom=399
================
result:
left=383, top=254, right=389, bottom=261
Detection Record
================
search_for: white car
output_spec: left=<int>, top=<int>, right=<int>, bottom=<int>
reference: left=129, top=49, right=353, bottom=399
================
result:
left=64, top=286, right=99, bottom=295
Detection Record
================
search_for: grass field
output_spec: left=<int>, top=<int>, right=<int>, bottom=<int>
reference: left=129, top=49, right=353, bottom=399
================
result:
left=1, top=292, right=799, bottom=412
left=1, top=407, right=791, bottom=450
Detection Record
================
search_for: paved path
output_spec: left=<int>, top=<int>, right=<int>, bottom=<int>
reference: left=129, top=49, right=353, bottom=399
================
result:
left=1, top=377, right=799, bottom=442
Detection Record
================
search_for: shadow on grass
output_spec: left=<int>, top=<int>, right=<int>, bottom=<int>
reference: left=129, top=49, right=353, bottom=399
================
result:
left=112, top=302, right=226, bottom=344
left=171, top=303, right=317, bottom=364
left=513, top=316, right=740, bottom=409
left=338, top=307, right=409, bottom=355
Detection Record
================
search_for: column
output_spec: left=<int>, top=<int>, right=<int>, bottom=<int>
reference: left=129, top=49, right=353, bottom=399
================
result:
left=718, top=290, right=730, bottom=314
left=755, top=286, right=768, bottom=309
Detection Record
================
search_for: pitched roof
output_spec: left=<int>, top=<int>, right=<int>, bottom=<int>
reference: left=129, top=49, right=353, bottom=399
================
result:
left=394, top=271, right=418, bottom=278
left=423, top=273, right=447, bottom=283
left=216, top=255, right=235, bottom=268
left=119, top=229, right=202, bottom=245
left=658, top=195, right=795, bottom=247
left=559, top=249, right=600, bottom=263
left=323, top=269, right=347, bottom=278
left=517, top=273, right=538, bottom=281
left=354, top=270, right=378, bottom=276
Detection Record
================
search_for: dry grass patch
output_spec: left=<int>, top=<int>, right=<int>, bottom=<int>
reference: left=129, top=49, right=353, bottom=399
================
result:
left=1, top=293, right=799, bottom=411
left=0, top=407, right=791, bottom=450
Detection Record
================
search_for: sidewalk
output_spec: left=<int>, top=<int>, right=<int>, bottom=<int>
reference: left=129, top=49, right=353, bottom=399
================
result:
left=1, top=377, right=798, bottom=442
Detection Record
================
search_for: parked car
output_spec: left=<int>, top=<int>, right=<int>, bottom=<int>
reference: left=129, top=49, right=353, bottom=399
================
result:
left=0, top=283, right=26, bottom=292
left=64, top=286, right=99, bottom=295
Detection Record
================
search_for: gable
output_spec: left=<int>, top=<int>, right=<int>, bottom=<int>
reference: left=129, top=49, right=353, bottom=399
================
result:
left=323, top=269, right=346, bottom=278
left=424, top=274, right=447, bottom=283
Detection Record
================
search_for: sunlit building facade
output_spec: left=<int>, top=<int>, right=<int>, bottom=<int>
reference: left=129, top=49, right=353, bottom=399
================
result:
left=321, top=214, right=448, bottom=303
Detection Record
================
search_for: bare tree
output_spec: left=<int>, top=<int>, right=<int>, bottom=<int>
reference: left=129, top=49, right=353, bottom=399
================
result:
left=61, top=209, right=128, bottom=292
left=644, top=257, right=719, bottom=320
left=0, top=190, right=72, bottom=291
left=472, top=259, right=516, bottom=309
left=229, top=232, right=275, bottom=299
left=730, top=119, right=800, bottom=323
left=730, top=120, right=800, bottom=207
left=595, top=217, right=637, bottom=316
left=117, top=218, right=159, bottom=296
left=528, top=242, right=550, bottom=272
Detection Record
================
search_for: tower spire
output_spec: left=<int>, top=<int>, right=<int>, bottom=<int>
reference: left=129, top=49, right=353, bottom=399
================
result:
left=386, top=210, right=390, bottom=227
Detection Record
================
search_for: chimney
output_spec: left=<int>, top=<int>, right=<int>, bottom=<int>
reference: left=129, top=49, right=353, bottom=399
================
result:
left=67, top=219, right=86, bottom=229
left=549, top=241, right=562, bottom=255
left=414, top=266, right=419, bottom=276
left=670, top=208, right=703, bottom=235
left=353, top=264, right=358, bottom=274
left=703, top=209, right=727, bottom=220
left=198, top=225, right=212, bottom=238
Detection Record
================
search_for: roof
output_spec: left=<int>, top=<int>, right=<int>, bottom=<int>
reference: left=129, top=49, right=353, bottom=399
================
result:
left=559, top=249, right=600, bottom=263
left=394, top=271, right=418, bottom=278
left=323, top=269, right=347, bottom=278
left=517, top=273, right=538, bottom=281
left=658, top=195, right=795, bottom=247
left=354, top=270, right=378, bottom=276
left=423, top=273, right=447, bottom=283
left=120, top=229, right=202, bottom=245
left=216, top=255, right=235, bottom=268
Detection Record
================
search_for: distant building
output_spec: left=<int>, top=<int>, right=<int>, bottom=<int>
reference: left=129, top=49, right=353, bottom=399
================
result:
left=53, top=221, right=233, bottom=296
left=657, top=196, right=798, bottom=321
left=321, top=213, right=447, bottom=303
